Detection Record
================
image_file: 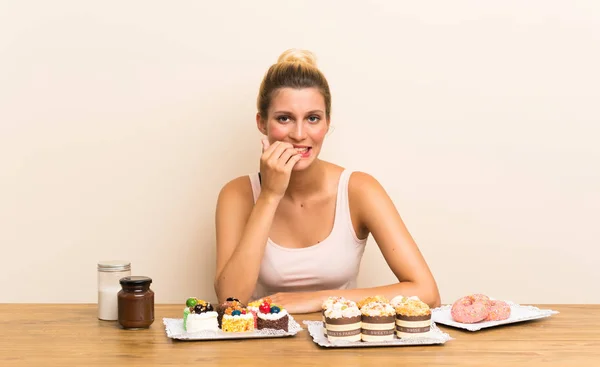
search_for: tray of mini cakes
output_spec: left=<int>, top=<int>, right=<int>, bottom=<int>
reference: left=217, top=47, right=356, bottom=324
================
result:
left=304, top=295, right=452, bottom=348
left=163, top=297, right=302, bottom=340
left=431, top=293, right=559, bottom=331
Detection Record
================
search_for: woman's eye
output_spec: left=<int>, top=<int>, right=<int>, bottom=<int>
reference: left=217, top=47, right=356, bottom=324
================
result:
left=277, top=116, right=290, bottom=123
left=308, top=116, right=320, bottom=123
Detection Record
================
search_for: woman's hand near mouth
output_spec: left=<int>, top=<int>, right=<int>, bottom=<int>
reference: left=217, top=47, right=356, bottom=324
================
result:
left=259, top=139, right=302, bottom=201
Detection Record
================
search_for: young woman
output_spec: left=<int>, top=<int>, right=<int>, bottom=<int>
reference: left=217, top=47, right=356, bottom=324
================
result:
left=214, top=49, right=440, bottom=313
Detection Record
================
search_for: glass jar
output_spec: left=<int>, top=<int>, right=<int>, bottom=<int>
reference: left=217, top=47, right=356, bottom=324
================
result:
left=117, top=276, right=154, bottom=329
left=97, top=260, right=131, bottom=321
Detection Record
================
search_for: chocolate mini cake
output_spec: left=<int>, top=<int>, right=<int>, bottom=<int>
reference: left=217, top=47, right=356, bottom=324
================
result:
left=256, top=299, right=288, bottom=332
left=360, top=302, right=396, bottom=342
left=394, top=297, right=432, bottom=339
left=217, top=297, right=245, bottom=328
left=325, top=303, right=362, bottom=343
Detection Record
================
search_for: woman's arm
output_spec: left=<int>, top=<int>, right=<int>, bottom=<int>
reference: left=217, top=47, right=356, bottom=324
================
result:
left=213, top=177, right=280, bottom=304
left=349, top=171, right=441, bottom=307
left=268, top=172, right=441, bottom=313
left=214, top=140, right=302, bottom=304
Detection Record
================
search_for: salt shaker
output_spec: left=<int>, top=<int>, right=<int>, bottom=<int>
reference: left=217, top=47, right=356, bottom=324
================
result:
left=97, top=260, right=131, bottom=321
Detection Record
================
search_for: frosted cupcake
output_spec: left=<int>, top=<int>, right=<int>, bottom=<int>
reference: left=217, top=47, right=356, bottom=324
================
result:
left=360, top=302, right=396, bottom=342
left=321, top=297, right=353, bottom=336
left=325, top=302, right=362, bottom=343
left=394, top=297, right=432, bottom=339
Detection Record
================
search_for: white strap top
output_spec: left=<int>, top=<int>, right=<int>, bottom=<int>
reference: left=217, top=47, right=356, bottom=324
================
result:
left=248, top=169, right=367, bottom=300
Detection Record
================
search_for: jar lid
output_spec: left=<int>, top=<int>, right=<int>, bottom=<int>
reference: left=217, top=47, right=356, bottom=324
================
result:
left=98, top=260, right=131, bottom=272
left=119, top=276, right=152, bottom=286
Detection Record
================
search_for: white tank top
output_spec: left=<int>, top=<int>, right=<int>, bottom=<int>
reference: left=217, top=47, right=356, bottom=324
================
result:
left=248, top=169, right=367, bottom=300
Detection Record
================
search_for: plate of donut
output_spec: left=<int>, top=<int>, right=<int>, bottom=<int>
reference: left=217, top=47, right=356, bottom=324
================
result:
left=431, top=294, right=559, bottom=331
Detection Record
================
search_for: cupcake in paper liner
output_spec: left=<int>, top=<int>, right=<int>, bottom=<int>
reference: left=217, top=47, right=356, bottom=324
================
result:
left=394, top=297, right=431, bottom=339
left=324, top=302, right=361, bottom=343
left=360, top=302, right=396, bottom=342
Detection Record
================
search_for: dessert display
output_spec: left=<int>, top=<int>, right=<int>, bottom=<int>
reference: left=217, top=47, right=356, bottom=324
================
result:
left=176, top=296, right=297, bottom=338
left=394, top=296, right=432, bottom=339
left=324, top=302, right=362, bottom=342
left=183, top=297, right=218, bottom=333
left=360, top=302, right=396, bottom=342
left=320, top=295, right=434, bottom=343
left=256, top=299, right=289, bottom=332
left=451, top=294, right=511, bottom=323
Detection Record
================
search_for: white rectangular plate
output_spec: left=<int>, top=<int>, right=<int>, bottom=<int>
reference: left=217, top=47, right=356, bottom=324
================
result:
left=163, top=315, right=303, bottom=340
left=432, top=301, right=559, bottom=331
left=303, top=320, right=452, bottom=348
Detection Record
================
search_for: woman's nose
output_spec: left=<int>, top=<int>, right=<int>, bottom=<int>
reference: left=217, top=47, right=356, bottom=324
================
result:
left=290, top=121, right=307, bottom=140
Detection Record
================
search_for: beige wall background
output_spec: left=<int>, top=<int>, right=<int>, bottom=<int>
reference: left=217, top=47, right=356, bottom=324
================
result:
left=1, top=1, right=598, bottom=304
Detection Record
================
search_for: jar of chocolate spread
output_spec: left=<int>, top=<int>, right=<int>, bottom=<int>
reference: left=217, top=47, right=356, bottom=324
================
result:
left=117, top=276, right=154, bottom=329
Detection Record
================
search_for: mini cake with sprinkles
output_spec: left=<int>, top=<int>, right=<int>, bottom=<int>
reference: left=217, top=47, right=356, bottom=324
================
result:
left=394, top=296, right=432, bottom=339
left=248, top=297, right=272, bottom=328
left=183, top=297, right=218, bottom=333
left=217, top=297, right=245, bottom=328
left=321, top=297, right=353, bottom=336
left=357, top=295, right=389, bottom=309
left=360, top=302, right=396, bottom=342
left=325, top=302, right=362, bottom=343
left=221, top=306, right=254, bottom=332
left=256, top=299, right=289, bottom=332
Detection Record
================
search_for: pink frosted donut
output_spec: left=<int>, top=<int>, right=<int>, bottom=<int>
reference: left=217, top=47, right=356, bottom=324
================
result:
left=484, top=300, right=511, bottom=321
left=451, top=295, right=489, bottom=323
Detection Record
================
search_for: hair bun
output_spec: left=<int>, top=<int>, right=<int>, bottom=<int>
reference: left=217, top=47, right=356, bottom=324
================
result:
left=277, top=48, right=318, bottom=67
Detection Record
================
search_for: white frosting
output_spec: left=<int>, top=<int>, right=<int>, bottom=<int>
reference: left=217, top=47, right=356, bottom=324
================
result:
left=257, top=309, right=289, bottom=320
left=324, top=303, right=361, bottom=318
left=187, top=311, right=218, bottom=319
left=361, top=302, right=395, bottom=316
left=321, top=296, right=348, bottom=310
left=185, top=311, right=218, bottom=333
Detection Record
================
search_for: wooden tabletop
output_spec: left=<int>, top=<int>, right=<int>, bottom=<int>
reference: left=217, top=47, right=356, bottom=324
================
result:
left=0, top=304, right=598, bottom=366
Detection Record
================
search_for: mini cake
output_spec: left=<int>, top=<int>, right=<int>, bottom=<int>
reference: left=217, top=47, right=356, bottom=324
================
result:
left=256, top=299, right=289, bottom=332
left=321, top=296, right=353, bottom=336
left=217, top=297, right=245, bottom=328
left=394, top=297, right=432, bottom=339
left=221, top=307, right=254, bottom=332
left=360, top=302, right=396, bottom=342
left=357, top=295, right=389, bottom=309
left=183, top=297, right=218, bottom=333
left=325, top=302, right=362, bottom=343
left=247, top=297, right=271, bottom=328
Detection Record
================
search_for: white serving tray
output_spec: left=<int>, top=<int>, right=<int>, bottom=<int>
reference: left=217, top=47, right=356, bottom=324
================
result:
left=432, top=301, right=559, bottom=331
left=303, top=320, right=452, bottom=348
left=163, top=315, right=302, bottom=340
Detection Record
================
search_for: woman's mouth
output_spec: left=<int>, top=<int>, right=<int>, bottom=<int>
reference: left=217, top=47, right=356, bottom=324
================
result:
left=294, top=146, right=312, bottom=158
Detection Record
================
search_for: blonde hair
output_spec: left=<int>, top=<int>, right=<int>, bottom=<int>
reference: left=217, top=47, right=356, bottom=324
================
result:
left=257, top=48, right=331, bottom=121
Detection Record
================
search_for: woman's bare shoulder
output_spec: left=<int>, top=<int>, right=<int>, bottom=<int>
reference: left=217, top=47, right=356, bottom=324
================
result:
left=217, top=175, right=254, bottom=208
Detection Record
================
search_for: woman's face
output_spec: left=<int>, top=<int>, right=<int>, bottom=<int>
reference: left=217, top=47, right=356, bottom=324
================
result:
left=258, top=87, right=329, bottom=171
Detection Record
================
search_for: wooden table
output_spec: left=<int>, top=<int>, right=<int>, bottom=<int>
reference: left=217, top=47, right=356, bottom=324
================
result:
left=0, top=304, right=598, bottom=366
